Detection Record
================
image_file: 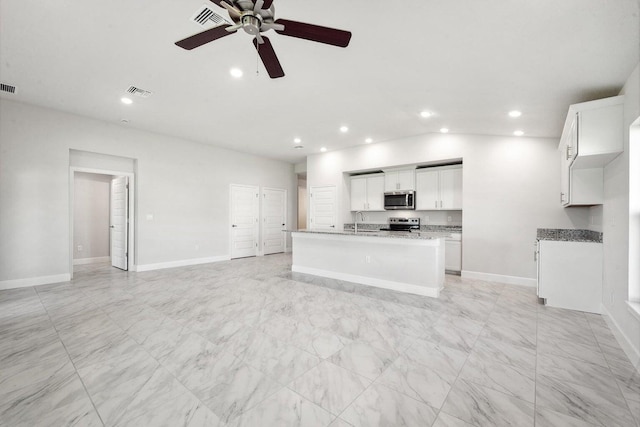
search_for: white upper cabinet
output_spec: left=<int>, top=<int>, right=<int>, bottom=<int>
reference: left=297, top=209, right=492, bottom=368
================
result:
left=384, top=169, right=415, bottom=191
left=559, top=95, right=623, bottom=206
left=350, top=174, right=384, bottom=211
left=416, top=165, right=462, bottom=210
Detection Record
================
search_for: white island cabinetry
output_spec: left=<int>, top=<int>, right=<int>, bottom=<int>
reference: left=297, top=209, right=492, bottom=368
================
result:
left=292, top=231, right=445, bottom=297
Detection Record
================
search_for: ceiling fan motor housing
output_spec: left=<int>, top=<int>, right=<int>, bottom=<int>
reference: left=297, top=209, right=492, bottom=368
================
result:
left=241, top=14, right=262, bottom=35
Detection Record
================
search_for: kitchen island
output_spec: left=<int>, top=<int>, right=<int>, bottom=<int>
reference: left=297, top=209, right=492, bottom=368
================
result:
left=291, top=230, right=446, bottom=297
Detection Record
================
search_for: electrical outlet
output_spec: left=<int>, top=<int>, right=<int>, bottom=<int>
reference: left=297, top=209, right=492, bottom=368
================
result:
left=447, top=216, right=452, bottom=222
left=365, top=255, right=371, bottom=263
left=146, top=214, right=154, bottom=221
left=77, top=245, right=83, bottom=252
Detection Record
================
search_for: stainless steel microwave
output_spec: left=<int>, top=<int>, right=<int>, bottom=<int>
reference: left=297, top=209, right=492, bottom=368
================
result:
left=384, top=191, right=415, bottom=210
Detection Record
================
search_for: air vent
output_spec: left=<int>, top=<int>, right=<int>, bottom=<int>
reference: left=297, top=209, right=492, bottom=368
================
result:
left=0, top=83, right=17, bottom=94
left=126, top=86, right=153, bottom=98
left=191, top=5, right=229, bottom=27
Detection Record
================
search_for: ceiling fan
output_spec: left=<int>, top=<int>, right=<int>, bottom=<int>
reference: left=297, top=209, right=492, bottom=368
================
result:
left=175, top=0, right=352, bottom=78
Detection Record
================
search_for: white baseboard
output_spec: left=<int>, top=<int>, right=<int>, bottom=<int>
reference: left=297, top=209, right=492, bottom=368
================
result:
left=0, top=274, right=71, bottom=290
left=461, top=270, right=536, bottom=287
left=73, top=256, right=110, bottom=266
left=601, top=304, right=640, bottom=370
left=136, top=255, right=230, bottom=272
left=292, top=265, right=441, bottom=298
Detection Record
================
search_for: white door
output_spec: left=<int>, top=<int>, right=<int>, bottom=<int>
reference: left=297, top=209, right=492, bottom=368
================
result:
left=309, top=185, right=336, bottom=230
left=262, top=188, right=286, bottom=255
left=110, top=176, right=128, bottom=270
left=231, top=184, right=259, bottom=259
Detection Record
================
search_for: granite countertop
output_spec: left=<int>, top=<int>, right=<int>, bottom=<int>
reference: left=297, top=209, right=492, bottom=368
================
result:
left=537, top=228, right=603, bottom=243
left=291, top=229, right=449, bottom=240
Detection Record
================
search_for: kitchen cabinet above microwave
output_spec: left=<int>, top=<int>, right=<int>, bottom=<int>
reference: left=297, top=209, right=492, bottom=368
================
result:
left=560, top=95, right=624, bottom=169
left=383, top=168, right=415, bottom=191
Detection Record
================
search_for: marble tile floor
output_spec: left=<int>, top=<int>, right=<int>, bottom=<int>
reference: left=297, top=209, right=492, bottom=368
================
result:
left=1, top=253, right=638, bottom=427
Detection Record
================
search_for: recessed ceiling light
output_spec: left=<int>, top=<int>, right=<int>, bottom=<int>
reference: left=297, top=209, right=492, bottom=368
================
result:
left=121, top=97, right=133, bottom=105
left=320, top=147, right=327, bottom=152
left=294, top=138, right=302, bottom=144
left=440, top=128, right=449, bottom=133
left=230, top=68, right=243, bottom=78
left=508, top=110, right=522, bottom=118
left=365, top=138, right=373, bottom=144
left=514, top=130, right=524, bottom=136
left=340, top=126, right=349, bottom=133
left=420, top=111, right=432, bottom=118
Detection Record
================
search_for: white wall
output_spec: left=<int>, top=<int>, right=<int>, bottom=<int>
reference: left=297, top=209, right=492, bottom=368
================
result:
left=73, top=172, right=111, bottom=261
left=0, top=99, right=297, bottom=283
left=602, top=64, right=640, bottom=365
left=307, top=133, right=590, bottom=284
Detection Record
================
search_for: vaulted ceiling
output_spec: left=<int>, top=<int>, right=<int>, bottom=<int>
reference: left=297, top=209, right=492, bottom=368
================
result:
left=1, top=0, right=638, bottom=163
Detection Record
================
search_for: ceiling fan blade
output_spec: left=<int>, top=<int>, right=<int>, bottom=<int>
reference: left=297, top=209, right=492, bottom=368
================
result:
left=274, top=19, right=351, bottom=47
left=175, top=25, right=235, bottom=50
left=261, top=0, right=274, bottom=8
left=261, top=22, right=284, bottom=32
left=220, top=0, right=242, bottom=18
left=253, top=36, right=284, bottom=78
left=253, top=0, right=264, bottom=12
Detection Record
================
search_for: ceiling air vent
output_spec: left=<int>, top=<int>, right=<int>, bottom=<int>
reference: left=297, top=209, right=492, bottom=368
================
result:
left=126, top=86, right=153, bottom=98
left=190, top=4, right=229, bottom=27
left=0, top=83, right=17, bottom=94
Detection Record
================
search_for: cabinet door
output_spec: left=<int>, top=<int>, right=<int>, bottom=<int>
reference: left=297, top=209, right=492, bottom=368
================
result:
left=397, top=170, right=415, bottom=191
left=366, top=175, right=385, bottom=210
left=415, top=170, right=439, bottom=210
left=350, top=177, right=367, bottom=211
left=440, top=168, right=462, bottom=210
left=384, top=172, right=398, bottom=192
left=445, top=240, right=462, bottom=271
left=560, top=147, right=570, bottom=206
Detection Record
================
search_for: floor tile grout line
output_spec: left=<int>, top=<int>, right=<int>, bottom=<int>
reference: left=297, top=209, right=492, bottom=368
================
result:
left=33, top=285, right=107, bottom=427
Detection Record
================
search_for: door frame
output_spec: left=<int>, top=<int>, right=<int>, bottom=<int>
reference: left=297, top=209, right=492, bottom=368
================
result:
left=229, top=184, right=260, bottom=259
left=261, top=187, right=288, bottom=255
left=69, top=167, right=136, bottom=278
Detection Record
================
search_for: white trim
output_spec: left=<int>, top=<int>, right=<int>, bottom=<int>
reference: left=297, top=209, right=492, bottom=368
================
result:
left=73, top=256, right=110, bottom=266
left=136, top=255, right=230, bottom=272
left=0, top=274, right=71, bottom=290
left=461, top=270, right=536, bottom=287
left=292, top=265, right=441, bottom=298
left=601, top=304, right=640, bottom=370
left=627, top=300, right=640, bottom=322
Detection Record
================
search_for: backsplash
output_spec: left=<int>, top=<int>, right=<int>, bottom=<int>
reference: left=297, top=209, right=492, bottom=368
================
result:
left=537, top=228, right=603, bottom=243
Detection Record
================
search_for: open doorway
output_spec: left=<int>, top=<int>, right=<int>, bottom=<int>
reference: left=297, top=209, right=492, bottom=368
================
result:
left=70, top=168, right=135, bottom=278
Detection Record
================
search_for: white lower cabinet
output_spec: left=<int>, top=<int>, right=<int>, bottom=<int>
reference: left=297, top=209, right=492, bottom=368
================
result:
left=536, top=240, right=602, bottom=313
left=445, top=238, right=462, bottom=272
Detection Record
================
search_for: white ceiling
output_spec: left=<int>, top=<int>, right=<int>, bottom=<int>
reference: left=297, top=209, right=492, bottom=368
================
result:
left=1, top=0, right=638, bottom=163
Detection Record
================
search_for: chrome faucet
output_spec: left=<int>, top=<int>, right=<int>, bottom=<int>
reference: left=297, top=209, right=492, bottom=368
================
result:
left=355, top=211, right=365, bottom=233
